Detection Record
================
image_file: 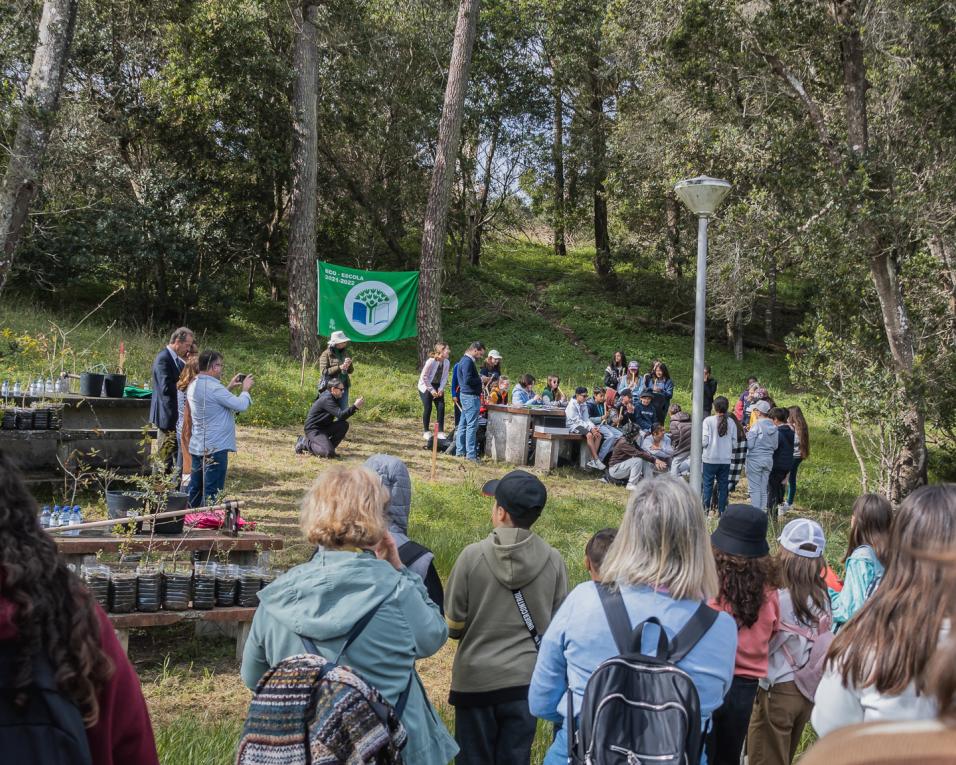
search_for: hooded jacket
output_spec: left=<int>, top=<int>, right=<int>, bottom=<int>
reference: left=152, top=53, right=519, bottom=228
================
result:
left=669, top=410, right=693, bottom=457
left=0, top=594, right=158, bottom=765
left=240, top=550, right=458, bottom=765
left=364, top=454, right=444, bottom=613
left=445, top=527, right=568, bottom=706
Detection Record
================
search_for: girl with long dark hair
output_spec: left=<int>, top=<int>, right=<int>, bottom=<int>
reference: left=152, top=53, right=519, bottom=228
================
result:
left=785, top=406, right=809, bottom=508
left=813, top=484, right=956, bottom=737
left=646, top=361, right=674, bottom=424
left=830, top=493, right=893, bottom=628
left=603, top=350, right=627, bottom=392
left=706, top=505, right=778, bottom=765
left=0, top=451, right=158, bottom=764
left=702, top=396, right=738, bottom=515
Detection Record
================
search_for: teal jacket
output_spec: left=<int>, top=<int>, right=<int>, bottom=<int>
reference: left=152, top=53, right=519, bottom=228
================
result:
left=830, top=544, right=884, bottom=628
left=240, top=549, right=458, bottom=765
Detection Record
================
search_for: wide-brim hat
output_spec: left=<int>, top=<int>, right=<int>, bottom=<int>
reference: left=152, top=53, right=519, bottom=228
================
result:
left=711, top=504, right=770, bottom=558
left=328, top=330, right=349, bottom=345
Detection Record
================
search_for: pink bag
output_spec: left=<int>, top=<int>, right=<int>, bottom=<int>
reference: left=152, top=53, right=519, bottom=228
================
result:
left=779, top=614, right=834, bottom=701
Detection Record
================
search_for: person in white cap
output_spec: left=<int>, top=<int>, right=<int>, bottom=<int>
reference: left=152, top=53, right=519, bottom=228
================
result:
left=318, top=330, right=354, bottom=409
left=480, top=349, right=503, bottom=392
left=748, top=517, right=830, bottom=765
left=745, top=399, right=778, bottom=511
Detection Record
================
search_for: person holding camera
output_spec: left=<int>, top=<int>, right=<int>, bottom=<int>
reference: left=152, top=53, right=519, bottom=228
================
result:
left=186, top=350, right=254, bottom=507
left=318, top=330, right=354, bottom=410
left=298, top=380, right=365, bottom=458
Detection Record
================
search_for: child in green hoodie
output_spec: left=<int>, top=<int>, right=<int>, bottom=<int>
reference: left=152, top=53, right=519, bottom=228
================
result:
left=446, top=470, right=569, bottom=765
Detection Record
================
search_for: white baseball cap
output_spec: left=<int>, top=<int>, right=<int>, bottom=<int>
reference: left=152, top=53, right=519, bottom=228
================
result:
left=778, top=518, right=826, bottom=558
left=488, top=349, right=502, bottom=360
left=328, top=330, right=349, bottom=345
left=754, top=400, right=771, bottom=414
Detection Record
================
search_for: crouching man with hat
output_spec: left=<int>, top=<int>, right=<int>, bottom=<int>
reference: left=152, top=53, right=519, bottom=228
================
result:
left=445, top=471, right=569, bottom=765
left=296, top=379, right=365, bottom=458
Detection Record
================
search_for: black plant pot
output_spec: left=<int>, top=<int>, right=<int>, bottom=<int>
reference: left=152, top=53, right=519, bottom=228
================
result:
left=152, top=492, right=189, bottom=534
left=106, top=489, right=146, bottom=533
left=79, top=373, right=104, bottom=397
left=103, top=373, right=127, bottom=398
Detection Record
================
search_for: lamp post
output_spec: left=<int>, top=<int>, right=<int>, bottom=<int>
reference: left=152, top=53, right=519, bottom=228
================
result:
left=674, top=175, right=732, bottom=497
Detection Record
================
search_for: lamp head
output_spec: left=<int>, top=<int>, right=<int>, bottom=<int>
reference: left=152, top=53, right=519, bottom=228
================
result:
left=674, top=176, right=732, bottom=217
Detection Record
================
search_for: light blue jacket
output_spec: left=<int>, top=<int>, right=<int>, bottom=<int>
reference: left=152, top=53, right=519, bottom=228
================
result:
left=745, top=417, right=778, bottom=468
left=830, top=545, right=884, bottom=628
left=529, top=581, right=737, bottom=731
left=241, top=549, right=458, bottom=765
left=512, top=385, right=541, bottom=406
left=186, top=374, right=251, bottom=454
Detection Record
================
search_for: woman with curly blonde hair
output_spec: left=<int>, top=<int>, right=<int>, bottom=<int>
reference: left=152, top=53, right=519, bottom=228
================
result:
left=240, top=465, right=457, bottom=765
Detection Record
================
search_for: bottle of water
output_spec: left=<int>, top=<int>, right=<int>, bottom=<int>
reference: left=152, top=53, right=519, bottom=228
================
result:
left=40, top=505, right=51, bottom=529
left=51, top=505, right=61, bottom=528
left=69, top=506, right=82, bottom=536
left=45, top=377, right=54, bottom=394
left=1, top=380, right=8, bottom=397
left=12, top=381, right=20, bottom=396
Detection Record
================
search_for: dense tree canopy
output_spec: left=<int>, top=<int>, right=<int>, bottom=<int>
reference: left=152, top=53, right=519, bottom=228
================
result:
left=1, top=0, right=953, bottom=495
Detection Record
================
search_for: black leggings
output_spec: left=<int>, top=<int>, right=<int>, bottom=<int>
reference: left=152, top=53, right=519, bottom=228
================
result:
left=420, top=390, right=446, bottom=432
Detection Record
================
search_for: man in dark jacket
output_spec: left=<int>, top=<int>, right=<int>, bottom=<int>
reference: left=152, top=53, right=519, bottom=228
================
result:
left=149, top=326, right=193, bottom=472
left=668, top=403, right=693, bottom=477
left=454, top=341, right=485, bottom=462
left=703, top=365, right=718, bottom=415
left=605, top=433, right=658, bottom=490
left=768, top=406, right=795, bottom=515
left=297, top=380, right=365, bottom=458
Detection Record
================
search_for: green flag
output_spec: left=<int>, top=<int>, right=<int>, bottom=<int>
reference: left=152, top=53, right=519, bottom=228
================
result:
left=317, top=261, right=419, bottom=341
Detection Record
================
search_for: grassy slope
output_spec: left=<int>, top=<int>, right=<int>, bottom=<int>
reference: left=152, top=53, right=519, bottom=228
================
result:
left=2, top=243, right=862, bottom=763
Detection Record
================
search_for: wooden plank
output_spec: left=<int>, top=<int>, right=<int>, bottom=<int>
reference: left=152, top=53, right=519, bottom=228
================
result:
left=107, top=606, right=257, bottom=630
left=532, top=431, right=585, bottom=441
left=55, top=531, right=283, bottom=556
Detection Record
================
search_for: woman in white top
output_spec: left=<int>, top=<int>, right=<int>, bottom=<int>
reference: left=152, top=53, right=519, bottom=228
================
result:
left=701, top=396, right=738, bottom=515
left=417, top=342, right=450, bottom=439
left=812, top=484, right=956, bottom=737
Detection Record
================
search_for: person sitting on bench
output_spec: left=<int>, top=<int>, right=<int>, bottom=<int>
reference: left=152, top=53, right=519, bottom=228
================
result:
left=297, top=380, right=365, bottom=458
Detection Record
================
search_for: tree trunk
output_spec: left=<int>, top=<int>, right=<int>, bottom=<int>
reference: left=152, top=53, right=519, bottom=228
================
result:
left=764, top=257, right=777, bottom=341
left=588, top=60, right=611, bottom=277
left=551, top=75, right=567, bottom=257
left=287, top=1, right=322, bottom=360
left=834, top=0, right=926, bottom=499
left=469, top=120, right=499, bottom=267
left=664, top=191, right=681, bottom=279
left=0, top=0, right=78, bottom=295
left=417, top=0, right=481, bottom=365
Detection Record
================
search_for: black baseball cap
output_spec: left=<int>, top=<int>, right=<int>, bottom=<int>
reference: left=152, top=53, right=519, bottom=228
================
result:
left=481, top=470, right=548, bottom=524
left=711, top=504, right=770, bottom=558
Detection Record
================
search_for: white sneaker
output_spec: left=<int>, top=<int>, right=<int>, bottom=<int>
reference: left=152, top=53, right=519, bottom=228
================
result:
left=626, top=483, right=638, bottom=491
left=423, top=431, right=430, bottom=440
left=437, top=432, right=447, bottom=439
left=777, top=503, right=790, bottom=520
left=587, top=459, right=606, bottom=471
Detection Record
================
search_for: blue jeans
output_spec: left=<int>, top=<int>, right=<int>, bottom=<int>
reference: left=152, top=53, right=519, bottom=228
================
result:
left=188, top=450, right=229, bottom=507
left=456, top=393, right=481, bottom=460
left=787, top=457, right=802, bottom=505
left=702, top=462, right=730, bottom=514
left=597, top=424, right=621, bottom=461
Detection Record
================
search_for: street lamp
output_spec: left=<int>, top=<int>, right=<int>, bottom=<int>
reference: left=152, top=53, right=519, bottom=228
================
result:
left=674, top=175, right=732, bottom=497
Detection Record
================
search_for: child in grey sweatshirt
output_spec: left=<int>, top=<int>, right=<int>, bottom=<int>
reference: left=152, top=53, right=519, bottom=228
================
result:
left=746, top=401, right=779, bottom=510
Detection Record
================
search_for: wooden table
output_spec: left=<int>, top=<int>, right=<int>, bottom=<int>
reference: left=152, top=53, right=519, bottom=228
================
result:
left=55, top=530, right=283, bottom=569
left=108, top=607, right=257, bottom=659
left=2, top=393, right=152, bottom=482
left=485, top=404, right=567, bottom=465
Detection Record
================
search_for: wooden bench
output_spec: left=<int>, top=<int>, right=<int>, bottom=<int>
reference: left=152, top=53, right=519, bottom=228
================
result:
left=533, top=426, right=589, bottom=470
left=108, top=606, right=256, bottom=659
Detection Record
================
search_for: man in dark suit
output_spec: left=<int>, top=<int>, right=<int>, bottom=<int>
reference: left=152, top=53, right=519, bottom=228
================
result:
left=150, top=326, right=194, bottom=472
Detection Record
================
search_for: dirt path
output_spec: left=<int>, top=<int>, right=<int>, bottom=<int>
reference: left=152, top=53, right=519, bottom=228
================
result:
left=528, top=281, right=602, bottom=363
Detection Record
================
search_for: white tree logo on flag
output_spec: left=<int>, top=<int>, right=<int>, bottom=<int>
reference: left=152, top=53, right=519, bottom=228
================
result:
left=344, top=280, right=399, bottom=336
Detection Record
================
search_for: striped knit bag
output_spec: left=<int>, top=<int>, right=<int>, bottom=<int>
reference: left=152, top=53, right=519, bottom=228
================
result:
left=236, top=653, right=407, bottom=765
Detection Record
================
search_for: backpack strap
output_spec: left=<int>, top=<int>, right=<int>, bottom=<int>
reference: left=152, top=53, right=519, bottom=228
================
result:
left=398, top=540, right=430, bottom=569
left=667, top=603, right=719, bottom=663
left=512, top=589, right=541, bottom=650
left=597, top=583, right=634, bottom=655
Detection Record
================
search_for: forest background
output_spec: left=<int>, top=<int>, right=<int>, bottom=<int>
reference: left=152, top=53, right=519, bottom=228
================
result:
left=2, top=0, right=955, bottom=496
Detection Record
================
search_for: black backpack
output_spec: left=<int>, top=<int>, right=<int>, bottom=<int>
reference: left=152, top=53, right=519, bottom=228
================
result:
left=568, top=586, right=718, bottom=765
left=0, top=644, right=92, bottom=765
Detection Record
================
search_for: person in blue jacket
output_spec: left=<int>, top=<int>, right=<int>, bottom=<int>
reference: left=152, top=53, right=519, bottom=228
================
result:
left=634, top=389, right=658, bottom=434
left=645, top=361, right=675, bottom=424
left=529, top=477, right=737, bottom=765
left=454, top=341, right=486, bottom=462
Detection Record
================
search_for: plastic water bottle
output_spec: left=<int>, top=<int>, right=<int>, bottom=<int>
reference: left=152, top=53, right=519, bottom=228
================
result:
left=69, top=506, right=82, bottom=536
left=40, top=505, right=51, bottom=529
left=51, top=505, right=61, bottom=527
left=45, top=377, right=54, bottom=394
left=12, top=381, right=20, bottom=396
left=1, top=380, right=8, bottom=397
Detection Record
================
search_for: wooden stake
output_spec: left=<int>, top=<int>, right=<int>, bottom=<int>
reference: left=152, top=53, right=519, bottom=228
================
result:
left=430, top=421, right=440, bottom=481
left=45, top=500, right=242, bottom=534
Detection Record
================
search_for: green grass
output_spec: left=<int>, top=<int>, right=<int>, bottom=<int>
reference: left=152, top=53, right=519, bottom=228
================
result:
left=3, top=241, right=872, bottom=763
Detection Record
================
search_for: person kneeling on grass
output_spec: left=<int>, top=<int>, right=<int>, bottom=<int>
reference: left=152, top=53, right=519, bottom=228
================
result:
left=296, top=379, right=365, bottom=458
left=446, top=470, right=568, bottom=765
left=566, top=386, right=607, bottom=471
left=605, top=428, right=659, bottom=490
